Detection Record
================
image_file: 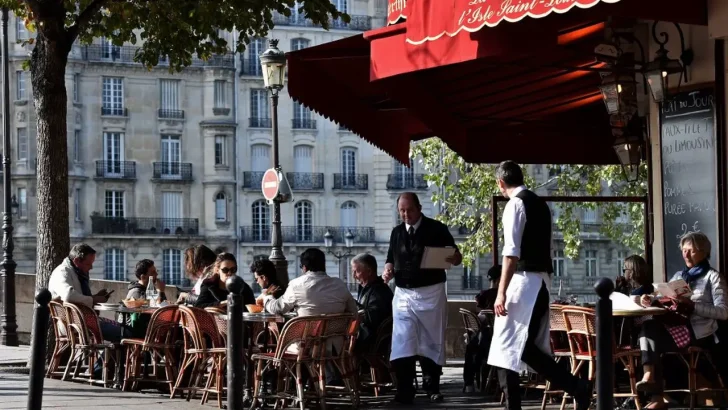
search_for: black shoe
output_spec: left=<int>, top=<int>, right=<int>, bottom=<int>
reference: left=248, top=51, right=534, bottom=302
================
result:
left=574, top=381, right=593, bottom=410
left=429, top=393, right=444, bottom=403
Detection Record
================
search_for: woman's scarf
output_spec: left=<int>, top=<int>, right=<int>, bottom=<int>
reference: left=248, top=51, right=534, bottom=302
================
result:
left=681, top=259, right=711, bottom=287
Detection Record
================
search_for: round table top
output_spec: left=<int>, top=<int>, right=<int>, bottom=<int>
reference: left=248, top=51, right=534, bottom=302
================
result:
left=240, top=312, right=289, bottom=323
left=94, top=303, right=159, bottom=314
left=613, top=307, right=667, bottom=317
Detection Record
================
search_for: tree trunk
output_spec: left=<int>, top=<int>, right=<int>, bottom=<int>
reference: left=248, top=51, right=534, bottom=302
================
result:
left=27, top=23, right=71, bottom=363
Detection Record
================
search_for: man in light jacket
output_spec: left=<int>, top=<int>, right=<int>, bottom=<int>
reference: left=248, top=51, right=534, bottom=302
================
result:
left=48, top=243, right=127, bottom=343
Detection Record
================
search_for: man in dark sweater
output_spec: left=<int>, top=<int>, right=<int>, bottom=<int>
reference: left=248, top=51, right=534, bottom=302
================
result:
left=383, top=192, right=462, bottom=404
left=351, top=253, right=393, bottom=354
left=487, top=161, right=591, bottom=410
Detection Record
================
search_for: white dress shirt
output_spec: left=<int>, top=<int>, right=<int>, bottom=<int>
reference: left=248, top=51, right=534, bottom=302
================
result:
left=405, top=215, right=423, bottom=234
left=264, top=271, right=358, bottom=316
left=502, top=185, right=528, bottom=259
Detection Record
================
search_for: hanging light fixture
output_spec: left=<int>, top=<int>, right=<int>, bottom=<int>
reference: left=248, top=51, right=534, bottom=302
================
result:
left=610, top=115, right=644, bottom=182
left=644, top=21, right=693, bottom=103
left=599, top=70, right=638, bottom=116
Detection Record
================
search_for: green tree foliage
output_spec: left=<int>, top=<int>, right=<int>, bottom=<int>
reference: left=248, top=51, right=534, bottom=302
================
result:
left=411, top=138, right=648, bottom=266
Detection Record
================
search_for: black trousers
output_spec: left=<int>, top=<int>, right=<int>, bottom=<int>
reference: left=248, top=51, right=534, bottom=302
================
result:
left=497, top=282, right=582, bottom=410
left=392, top=355, right=442, bottom=398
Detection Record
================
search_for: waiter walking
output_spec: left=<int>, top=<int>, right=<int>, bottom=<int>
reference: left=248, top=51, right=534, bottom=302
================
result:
left=487, top=161, right=592, bottom=410
left=382, top=192, right=462, bottom=404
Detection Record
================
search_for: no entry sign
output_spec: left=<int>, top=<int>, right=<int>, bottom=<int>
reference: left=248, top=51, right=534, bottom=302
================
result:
left=262, top=169, right=280, bottom=201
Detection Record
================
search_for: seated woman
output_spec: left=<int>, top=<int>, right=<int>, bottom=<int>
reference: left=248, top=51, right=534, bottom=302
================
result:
left=125, top=259, right=166, bottom=338
left=624, top=254, right=654, bottom=296
left=194, top=252, right=256, bottom=309
left=636, top=232, right=728, bottom=409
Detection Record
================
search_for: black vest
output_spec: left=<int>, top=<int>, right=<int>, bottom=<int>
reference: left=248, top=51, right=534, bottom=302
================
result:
left=514, top=189, right=553, bottom=274
left=390, top=216, right=452, bottom=289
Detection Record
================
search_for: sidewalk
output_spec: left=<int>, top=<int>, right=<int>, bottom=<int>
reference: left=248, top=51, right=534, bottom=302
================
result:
left=0, top=345, right=28, bottom=367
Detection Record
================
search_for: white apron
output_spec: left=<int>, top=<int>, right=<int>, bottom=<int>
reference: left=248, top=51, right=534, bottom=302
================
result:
left=390, top=282, right=447, bottom=365
left=487, top=271, right=551, bottom=373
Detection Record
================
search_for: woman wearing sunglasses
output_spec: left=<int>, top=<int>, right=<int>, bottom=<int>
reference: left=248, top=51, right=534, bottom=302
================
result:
left=195, top=252, right=256, bottom=309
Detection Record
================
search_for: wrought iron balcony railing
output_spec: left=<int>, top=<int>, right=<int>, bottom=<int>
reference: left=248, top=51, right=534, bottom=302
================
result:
left=249, top=117, right=272, bottom=128
left=152, top=162, right=193, bottom=181
left=386, top=173, right=429, bottom=190
left=239, top=225, right=375, bottom=243
left=95, top=160, right=136, bottom=179
left=271, top=13, right=372, bottom=31
left=292, top=118, right=316, bottom=129
left=101, top=106, right=127, bottom=116
left=158, top=109, right=185, bottom=119
left=286, top=172, right=324, bottom=191
left=332, top=173, right=368, bottom=190
left=242, top=171, right=265, bottom=189
left=91, top=216, right=199, bottom=235
left=84, top=44, right=235, bottom=68
left=462, top=276, right=483, bottom=290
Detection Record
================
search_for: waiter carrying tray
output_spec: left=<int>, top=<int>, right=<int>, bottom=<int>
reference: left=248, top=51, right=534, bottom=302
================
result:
left=487, top=161, right=592, bottom=410
left=382, top=192, right=462, bottom=404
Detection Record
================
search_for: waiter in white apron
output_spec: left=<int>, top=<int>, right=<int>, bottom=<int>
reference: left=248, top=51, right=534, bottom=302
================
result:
left=487, top=161, right=592, bottom=410
left=382, top=192, right=462, bottom=404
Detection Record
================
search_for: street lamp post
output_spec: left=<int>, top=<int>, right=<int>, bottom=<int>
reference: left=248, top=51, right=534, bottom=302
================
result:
left=324, top=229, right=355, bottom=282
left=259, top=40, right=289, bottom=285
left=0, top=6, right=18, bottom=347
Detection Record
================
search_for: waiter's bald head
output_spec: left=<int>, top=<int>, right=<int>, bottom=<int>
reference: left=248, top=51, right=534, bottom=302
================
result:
left=496, top=161, right=524, bottom=194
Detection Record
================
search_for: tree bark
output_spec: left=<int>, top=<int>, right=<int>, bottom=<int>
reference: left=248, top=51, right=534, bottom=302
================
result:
left=26, top=3, right=72, bottom=363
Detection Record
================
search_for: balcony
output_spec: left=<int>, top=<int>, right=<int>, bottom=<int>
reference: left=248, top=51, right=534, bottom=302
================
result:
left=386, top=174, right=429, bottom=190
left=101, top=107, right=127, bottom=116
left=462, top=276, right=483, bottom=290
left=239, top=225, right=375, bottom=243
left=90, top=216, right=199, bottom=235
left=84, top=44, right=235, bottom=68
left=249, top=117, right=272, bottom=128
left=292, top=118, right=316, bottom=130
left=158, top=109, right=185, bottom=119
left=242, top=171, right=265, bottom=189
left=240, top=58, right=262, bottom=76
left=95, top=161, right=136, bottom=180
left=152, top=162, right=193, bottom=182
left=271, top=13, right=372, bottom=31
left=333, top=173, right=368, bottom=191
left=286, top=172, right=324, bottom=191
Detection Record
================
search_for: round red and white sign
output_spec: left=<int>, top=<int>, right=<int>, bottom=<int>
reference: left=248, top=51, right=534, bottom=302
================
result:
left=261, top=169, right=280, bottom=201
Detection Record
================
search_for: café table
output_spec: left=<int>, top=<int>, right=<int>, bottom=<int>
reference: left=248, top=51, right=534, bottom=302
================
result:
left=94, top=303, right=159, bottom=389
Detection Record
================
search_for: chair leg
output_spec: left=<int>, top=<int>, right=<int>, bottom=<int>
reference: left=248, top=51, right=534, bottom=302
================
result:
left=295, top=363, right=306, bottom=410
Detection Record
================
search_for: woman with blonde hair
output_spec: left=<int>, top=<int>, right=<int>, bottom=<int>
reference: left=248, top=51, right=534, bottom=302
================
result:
left=177, top=244, right=217, bottom=305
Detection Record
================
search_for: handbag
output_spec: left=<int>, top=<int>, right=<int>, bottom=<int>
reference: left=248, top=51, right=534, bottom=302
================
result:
left=658, top=301, right=692, bottom=349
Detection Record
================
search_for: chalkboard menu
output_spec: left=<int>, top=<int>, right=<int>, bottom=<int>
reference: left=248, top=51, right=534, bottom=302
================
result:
left=660, top=88, right=718, bottom=277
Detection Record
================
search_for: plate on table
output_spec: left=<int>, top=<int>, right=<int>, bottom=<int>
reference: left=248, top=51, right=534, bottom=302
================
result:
left=97, top=302, right=119, bottom=307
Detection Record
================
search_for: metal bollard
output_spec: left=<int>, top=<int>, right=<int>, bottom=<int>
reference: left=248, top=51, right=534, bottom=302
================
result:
left=27, top=288, right=52, bottom=410
left=226, top=276, right=245, bottom=410
left=594, top=278, right=614, bottom=410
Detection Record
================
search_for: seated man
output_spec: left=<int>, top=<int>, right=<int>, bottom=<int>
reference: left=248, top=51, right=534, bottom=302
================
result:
left=48, top=243, right=130, bottom=343
left=125, top=259, right=167, bottom=338
left=350, top=253, right=393, bottom=354
left=252, top=258, right=285, bottom=306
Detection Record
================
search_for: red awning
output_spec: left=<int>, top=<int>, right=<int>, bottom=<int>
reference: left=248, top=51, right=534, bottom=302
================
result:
left=286, top=0, right=708, bottom=165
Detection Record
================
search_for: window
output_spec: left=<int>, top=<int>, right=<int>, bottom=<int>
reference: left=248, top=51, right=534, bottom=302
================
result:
left=214, top=135, right=226, bottom=166
left=102, top=77, right=124, bottom=115
left=73, top=130, right=81, bottom=162
left=394, top=159, right=414, bottom=186
left=74, top=188, right=82, bottom=222
left=247, top=38, right=265, bottom=75
left=341, top=148, right=356, bottom=186
left=73, top=73, right=80, bottom=103
left=289, top=2, right=305, bottom=23
left=104, top=248, right=126, bottom=281
left=250, top=89, right=269, bottom=126
left=252, top=200, right=270, bottom=241
left=15, top=18, right=26, bottom=40
left=340, top=201, right=357, bottom=227
left=616, top=207, right=629, bottom=224
left=17, top=187, right=27, bottom=219
left=104, top=190, right=124, bottom=217
left=616, top=250, right=628, bottom=263
left=214, top=80, right=226, bottom=108
left=292, top=102, right=312, bottom=128
left=215, top=192, right=227, bottom=222
left=16, top=128, right=27, bottom=162
left=250, top=144, right=271, bottom=172
left=293, top=145, right=313, bottom=173
left=160, top=135, right=181, bottom=177
left=161, top=192, right=183, bottom=230
left=16, top=71, right=26, bottom=100
left=553, top=250, right=566, bottom=277
left=290, top=38, right=310, bottom=51
left=163, top=249, right=184, bottom=286
left=159, top=79, right=180, bottom=115
left=103, top=132, right=124, bottom=176
left=295, top=201, right=313, bottom=242
left=585, top=250, right=598, bottom=277
left=583, top=208, right=597, bottom=223
left=333, top=0, right=348, bottom=13
left=101, top=37, right=120, bottom=60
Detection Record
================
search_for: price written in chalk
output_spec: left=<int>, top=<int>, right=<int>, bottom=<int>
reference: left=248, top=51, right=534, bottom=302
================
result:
left=676, top=221, right=701, bottom=239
